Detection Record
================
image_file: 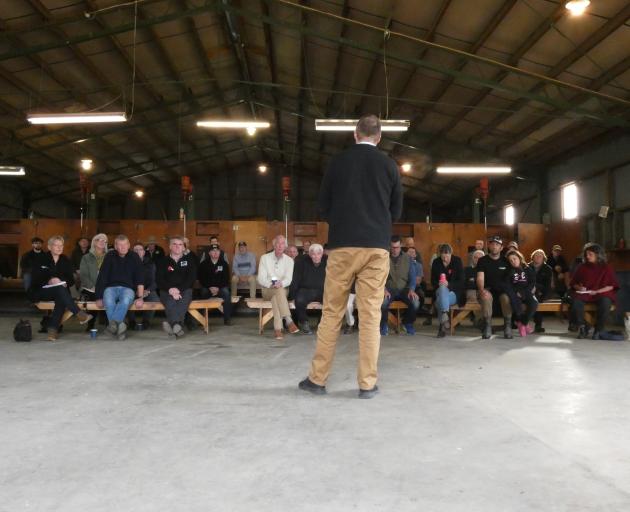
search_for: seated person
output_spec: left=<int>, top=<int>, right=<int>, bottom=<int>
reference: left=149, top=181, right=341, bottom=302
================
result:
left=145, top=236, right=165, bottom=263
left=131, top=243, right=160, bottom=329
left=529, top=249, right=552, bottom=333
left=476, top=235, right=513, bottom=339
left=380, top=235, right=419, bottom=336
left=465, top=250, right=484, bottom=302
left=570, top=243, right=619, bottom=340
left=406, top=246, right=426, bottom=306
left=286, top=245, right=299, bottom=260
left=231, top=241, right=257, bottom=299
left=430, top=243, right=465, bottom=338
left=71, top=236, right=90, bottom=291
left=95, top=235, right=145, bottom=340
left=79, top=233, right=108, bottom=329
left=257, top=235, right=299, bottom=340
left=468, top=240, right=485, bottom=266
left=198, top=244, right=232, bottom=325
left=28, top=236, right=93, bottom=340
left=201, top=235, right=229, bottom=264
left=156, top=236, right=197, bottom=338
left=20, top=237, right=46, bottom=291
left=548, top=244, right=569, bottom=297
left=289, top=243, right=326, bottom=334
left=504, top=250, right=538, bottom=338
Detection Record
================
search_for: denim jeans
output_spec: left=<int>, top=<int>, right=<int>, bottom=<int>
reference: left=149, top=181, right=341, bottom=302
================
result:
left=435, top=285, right=457, bottom=314
left=103, top=286, right=135, bottom=323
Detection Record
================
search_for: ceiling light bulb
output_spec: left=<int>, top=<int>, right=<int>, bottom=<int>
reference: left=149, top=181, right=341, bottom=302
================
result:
left=247, top=126, right=257, bottom=136
left=80, top=159, right=93, bottom=171
left=27, top=112, right=127, bottom=124
left=436, top=166, right=511, bottom=174
left=134, top=190, right=144, bottom=198
left=401, top=163, right=412, bottom=173
left=258, top=165, right=267, bottom=173
left=565, top=0, right=590, bottom=16
left=0, top=165, right=26, bottom=176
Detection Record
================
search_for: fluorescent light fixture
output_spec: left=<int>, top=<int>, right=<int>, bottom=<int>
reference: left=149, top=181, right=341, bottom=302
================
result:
left=196, top=120, right=270, bottom=130
left=80, top=159, right=93, bottom=171
left=436, top=166, right=511, bottom=174
left=565, top=0, right=590, bottom=16
left=0, top=165, right=25, bottom=176
left=401, top=163, right=412, bottom=173
left=27, top=112, right=127, bottom=124
left=258, top=164, right=267, bottom=173
left=134, top=190, right=145, bottom=198
left=315, top=119, right=410, bottom=132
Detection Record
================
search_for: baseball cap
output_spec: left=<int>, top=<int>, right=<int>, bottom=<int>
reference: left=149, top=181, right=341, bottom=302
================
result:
left=209, top=244, right=220, bottom=251
left=488, top=235, right=503, bottom=245
left=552, top=244, right=562, bottom=251
left=238, top=241, right=247, bottom=247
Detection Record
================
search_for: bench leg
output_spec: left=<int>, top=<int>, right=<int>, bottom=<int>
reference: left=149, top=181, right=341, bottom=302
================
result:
left=387, top=312, right=398, bottom=333
left=584, top=311, right=595, bottom=327
left=188, top=309, right=207, bottom=334
left=450, top=310, right=472, bottom=335
left=61, top=310, right=74, bottom=325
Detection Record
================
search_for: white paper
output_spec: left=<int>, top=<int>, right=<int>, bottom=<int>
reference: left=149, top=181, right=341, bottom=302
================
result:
left=43, top=281, right=66, bottom=289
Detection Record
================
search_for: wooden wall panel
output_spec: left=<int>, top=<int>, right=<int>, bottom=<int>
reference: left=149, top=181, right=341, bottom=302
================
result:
left=547, top=221, right=585, bottom=262
left=517, top=223, right=546, bottom=260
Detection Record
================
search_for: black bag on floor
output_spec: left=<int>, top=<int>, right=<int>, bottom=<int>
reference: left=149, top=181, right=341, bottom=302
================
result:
left=13, top=319, right=32, bottom=342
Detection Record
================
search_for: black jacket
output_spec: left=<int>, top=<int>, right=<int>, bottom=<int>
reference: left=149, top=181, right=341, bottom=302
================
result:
left=156, top=254, right=197, bottom=292
left=198, top=257, right=230, bottom=289
left=430, top=255, right=466, bottom=306
left=318, top=143, right=402, bottom=250
left=95, top=251, right=144, bottom=299
left=28, top=252, right=75, bottom=296
left=20, top=249, right=47, bottom=276
left=141, top=257, right=157, bottom=292
left=529, top=262, right=552, bottom=301
left=289, top=257, right=327, bottom=299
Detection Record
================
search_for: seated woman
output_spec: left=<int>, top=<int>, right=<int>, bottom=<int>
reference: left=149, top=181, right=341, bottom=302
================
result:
left=28, top=236, right=93, bottom=340
left=529, top=249, right=552, bottom=333
left=504, top=250, right=538, bottom=337
left=570, top=243, right=619, bottom=340
left=430, top=243, right=465, bottom=338
left=79, top=233, right=108, bottom=330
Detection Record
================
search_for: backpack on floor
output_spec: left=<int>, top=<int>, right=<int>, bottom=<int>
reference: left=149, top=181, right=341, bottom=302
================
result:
left=13, top=319, right=32, bottom=342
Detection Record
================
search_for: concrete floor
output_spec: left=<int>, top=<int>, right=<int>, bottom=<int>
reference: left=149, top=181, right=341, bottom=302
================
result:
left=1, top=314, right=630, bottom=512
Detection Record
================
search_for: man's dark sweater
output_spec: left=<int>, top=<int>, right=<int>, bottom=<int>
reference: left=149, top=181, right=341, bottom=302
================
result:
left=95, top=251, right=143, bottom=299
left=290, top=257, right=327, bottom=298
left=318, top=143, right=402, bottom=250
left=156, top=254, right=197, bottom=292
left=198, top=257, right=230, bottom=289
left=20, top=249, right=47, bottom=276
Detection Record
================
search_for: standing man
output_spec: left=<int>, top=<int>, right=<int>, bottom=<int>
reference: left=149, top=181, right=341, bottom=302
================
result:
left=299, top=114, right=402, bottom=399
left=476, top=235, right=512, bottom=339
left=156, top=236, right=197, bottom=338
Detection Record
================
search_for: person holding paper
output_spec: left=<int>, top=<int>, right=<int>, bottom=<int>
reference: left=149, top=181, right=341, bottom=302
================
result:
left=28, top=236, right=93, bottom=341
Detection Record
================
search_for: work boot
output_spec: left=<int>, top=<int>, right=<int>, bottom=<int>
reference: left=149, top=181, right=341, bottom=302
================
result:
left=437, top=323, right=446, bottom=338
left=440, top=311, right=450, bottom=330
left=503, top=317, right=513, bottom=339
left=172, top=323, right=185, bottom=338
left=577, top=324, right=590, bottom=339
left=482, top=320, right=492, bottom=339
left=299, top=320, right=313, bottom=335
left=107, top=320, right=118, bottom=336
left=47, top=328, right=58, bottom=341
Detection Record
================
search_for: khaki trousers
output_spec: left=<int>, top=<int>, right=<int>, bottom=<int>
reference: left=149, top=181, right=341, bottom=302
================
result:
left=309, top=247, right=389, bottom=390
left=261, top=287, right=291, bottom=330
left=231, top=274, right=257, bottom=298
left=478, top=290, right=512, bottom=319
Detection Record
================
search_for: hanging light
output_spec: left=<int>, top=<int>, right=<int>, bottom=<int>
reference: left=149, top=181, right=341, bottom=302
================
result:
left=315, top=119, right=410, bottom=132
left=565, top=0, right=590, bottom=16
left=436, top=166, right=511, bottom=175
left=27, top=112, right=127, bottom=124
left=196, top=120, right=270, bottom=135
left=0, top=165, right=26, bottom=176
left=258, top=164, right=267, bottom=174
left=401, top=163, right=412, bottom=173
left=134, top=190, right=145, bottom=198
left=80, top=159, right=93, bottom=171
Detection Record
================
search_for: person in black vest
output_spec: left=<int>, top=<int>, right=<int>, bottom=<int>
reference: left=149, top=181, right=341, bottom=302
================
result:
left=198, top=244, right=232, bottom=325
left=20, top=237, right=46, bottom=291
left=145, top=236, right=165, bottom=263
left=529, top=249, right=553, bottom=333
left=156, top=236, right=197, bottom=337
left=289, top=243, right=327, bottom=334
left=548, top=244, right=569, bottom=297
left=28, top=236, right=92, bottom=340
left=476, top=235, right=513, bottom=339
left=431, top=243, right=465, bottom=337
left=95, top=235, right=145, bottom=340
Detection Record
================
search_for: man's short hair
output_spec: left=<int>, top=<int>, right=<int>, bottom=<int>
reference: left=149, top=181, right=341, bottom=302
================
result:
left=133, top=242, right=144, bottom=250
left=47, top=235, right=64, bottom=247
left=356, top=115, right=381, bottom=138
left=309, top=243, right=324, bottom=255
left=169, top=235, right=185, bottom=244
left=272, top=235, right=286, bottom=248
left=438, top=243, right=453, bottom=254
left=391, top=235, right=402, bottom=244
left=114, top=234, right=129, bottom=243
left=31, top=237, right=43, bottom=243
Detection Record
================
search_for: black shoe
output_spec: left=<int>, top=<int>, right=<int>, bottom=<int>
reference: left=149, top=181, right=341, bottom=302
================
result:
left=534, top=324, right=545, bottom=333
left=299, top=321, right=313, bottom=335
left=591, top=330, right=600, bottom=340
left=358, top=385, right=379, bottom=399
left=482, top=322, right=492, bottom=339
left=298, top=377, right=326, bottom=395
left=422, top=317, right=432, bottom=326
left=503, top=318, right=513, bottom=339
left=568, top=323, right=578, bottom=332
left=577, top=325, right=590, bottom=339
left=224, top=318, right=233, bottom=326
left=437, top=324, right=446, bottom=338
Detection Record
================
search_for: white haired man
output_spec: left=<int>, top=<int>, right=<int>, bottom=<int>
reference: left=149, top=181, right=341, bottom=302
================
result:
left=289, top=243, right=327, bottom=334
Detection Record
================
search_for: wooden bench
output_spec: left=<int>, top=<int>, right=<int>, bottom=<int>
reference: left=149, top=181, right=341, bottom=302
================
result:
left=35, top=297, right=240, bottom=334
left=246, top=297, right=433, bottom=335
left=448, top=298, right=615, bottom=335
